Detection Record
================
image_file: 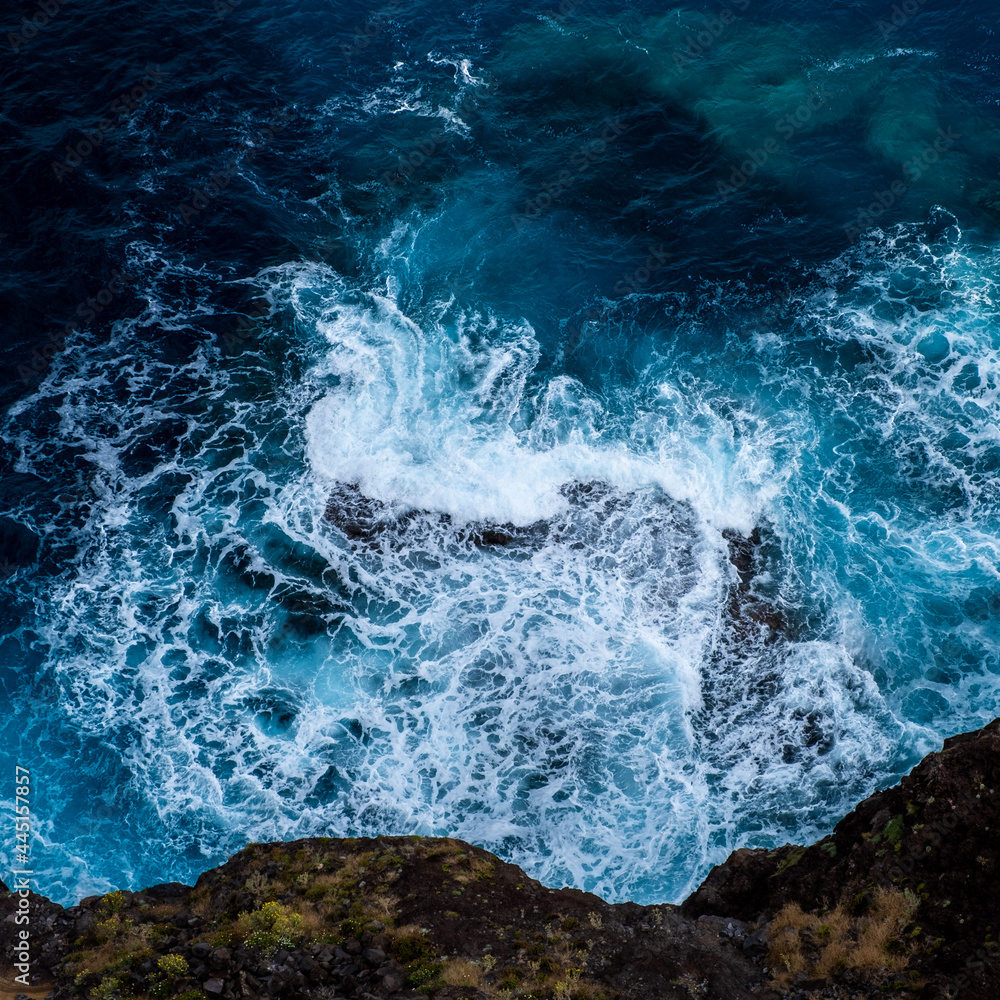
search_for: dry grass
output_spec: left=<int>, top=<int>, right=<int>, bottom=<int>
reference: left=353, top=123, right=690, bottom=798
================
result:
left=767, top=888, right=919, bottom=989
left=435, top=955, right=596, bottom=1000
left=335, top=851, right=375, bottom=881
left=811, top=905, right=854, bottom=979
left=768, top=903, right=813, bottom=984
left=59, top=841, right=607, bottom=1000
left=454, top=856, right=496, bottom=884
left=60, top=914, right=162, bottom=980
left=189, top=890, right=219, bottom=921
left=142, top=902, right=180, bottom=923
left=296, top=904, right=330, bottom=939
left=384, top=921, right=426, bottom=945
left=422, top=840, right=468, bottom=867
left=0, top=974, right=54, bottom=1000
left=363, top=890, right=398, bottom=920
left=441, top=958, right=488, bottom=988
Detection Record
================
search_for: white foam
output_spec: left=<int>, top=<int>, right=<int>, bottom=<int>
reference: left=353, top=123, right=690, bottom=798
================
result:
left=302, top=287, right=770, bottom=532
left=9, top=220, right=1000, bottom=906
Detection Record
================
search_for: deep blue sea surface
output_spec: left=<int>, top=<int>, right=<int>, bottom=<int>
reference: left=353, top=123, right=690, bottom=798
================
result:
left=2, top=0, right=1000, bottom=906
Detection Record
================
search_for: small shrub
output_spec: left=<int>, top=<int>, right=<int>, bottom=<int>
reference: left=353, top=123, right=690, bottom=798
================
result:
left=245, top=930, right=280, bottom=955
left=406, top=961, right=444, bottom=989
left=241, top=900, right=303, bottom=947
left=158, top=954, right=189, bottom=978
left=95, top=918, right=119, bottom=943
left=100, top=891, right=128, bottom=916
left=106, top=947, right=144, bottom=971
left=772, top=845, right=807, bottom=877
left=392, top=935, right=435, bottom=962
left=884, top=816, right=905, bottom=845
left=243, top=872, right=269, bottom=895
left=90, top=975, right=128, bottom=1000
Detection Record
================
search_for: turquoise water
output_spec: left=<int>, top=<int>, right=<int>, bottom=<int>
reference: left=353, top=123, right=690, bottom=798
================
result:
left=2, top=0, right=1000, bottom=906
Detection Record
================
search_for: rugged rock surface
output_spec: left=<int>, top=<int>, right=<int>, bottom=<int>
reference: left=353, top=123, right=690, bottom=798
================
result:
left=2, top=719, right=999, bottom=1000
left=685, top=717, right=1000, bottom=999
left=323, top=480, right=695, bottom=562
left=1, top=838, right=770, bottom=1000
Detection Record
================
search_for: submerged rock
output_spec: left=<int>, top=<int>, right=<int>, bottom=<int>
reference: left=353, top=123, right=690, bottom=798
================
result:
left=721, top=524, right=787, bottom=644
left=324, top=480, right=551, bottom=557
left=324, top=481, right=401, bottom=544
left=493, top=8, right=1000, bottom=225
left=324, top=478, right=691, bottom=563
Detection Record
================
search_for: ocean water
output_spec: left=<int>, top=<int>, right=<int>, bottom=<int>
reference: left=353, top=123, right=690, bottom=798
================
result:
left=2, top=0, right=1000, bottom=906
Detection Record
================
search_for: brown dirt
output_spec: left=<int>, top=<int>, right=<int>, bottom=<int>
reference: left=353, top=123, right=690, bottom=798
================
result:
left=0, top=973, right=55, bottom=999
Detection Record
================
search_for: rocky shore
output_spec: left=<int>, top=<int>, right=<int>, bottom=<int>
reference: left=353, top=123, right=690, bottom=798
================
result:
left=3, top=719, right=998, bottom=1000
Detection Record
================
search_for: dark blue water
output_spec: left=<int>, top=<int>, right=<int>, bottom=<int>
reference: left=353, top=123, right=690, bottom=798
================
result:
left=3, top=0, right=1000, bottom=906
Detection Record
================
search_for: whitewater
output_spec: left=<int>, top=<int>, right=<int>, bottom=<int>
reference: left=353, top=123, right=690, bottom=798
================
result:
left=2, top=0, right=1000, bottom=907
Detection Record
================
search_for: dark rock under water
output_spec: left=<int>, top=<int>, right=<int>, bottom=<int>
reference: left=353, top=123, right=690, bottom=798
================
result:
left=326, top=480, right=789, bottom=649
